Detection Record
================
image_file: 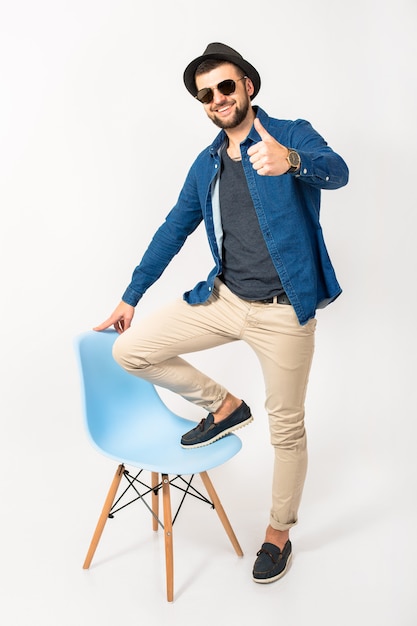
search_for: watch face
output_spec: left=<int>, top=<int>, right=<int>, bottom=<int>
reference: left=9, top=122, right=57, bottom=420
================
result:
left=288, top=150, right=300, bottom=167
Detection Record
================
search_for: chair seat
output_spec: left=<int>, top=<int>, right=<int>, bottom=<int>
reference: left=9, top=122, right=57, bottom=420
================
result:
left=90, top=409, right=242, bottom=475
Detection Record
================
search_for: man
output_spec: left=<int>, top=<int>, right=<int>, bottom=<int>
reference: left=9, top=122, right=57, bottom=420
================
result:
left=95, top=42, right=349, bottom=583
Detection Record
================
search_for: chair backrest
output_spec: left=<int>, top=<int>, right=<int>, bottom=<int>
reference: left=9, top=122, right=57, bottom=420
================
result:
left=75, top=330, right=184, bottom=440
left=75, top=329, right=242, bottom=474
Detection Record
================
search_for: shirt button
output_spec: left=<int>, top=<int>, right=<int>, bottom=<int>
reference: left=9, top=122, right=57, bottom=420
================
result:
left=303, top=168, right=308, bottom=174
left=326, top=176, right=330, bottom=181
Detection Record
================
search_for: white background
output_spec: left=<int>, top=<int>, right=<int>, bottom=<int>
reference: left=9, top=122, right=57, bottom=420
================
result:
left=1, top=0, right=416, bottom=624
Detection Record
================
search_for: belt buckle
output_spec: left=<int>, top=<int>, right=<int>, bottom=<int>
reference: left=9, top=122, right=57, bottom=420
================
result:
left=274, top=293, right=290, bottom=305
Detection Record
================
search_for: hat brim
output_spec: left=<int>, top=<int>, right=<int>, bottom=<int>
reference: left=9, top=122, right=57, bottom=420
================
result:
left=183, top=52, right=261, bottom=100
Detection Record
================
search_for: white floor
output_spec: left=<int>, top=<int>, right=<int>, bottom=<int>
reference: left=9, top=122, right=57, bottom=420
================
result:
left=2, top=351, right=416, bottom=626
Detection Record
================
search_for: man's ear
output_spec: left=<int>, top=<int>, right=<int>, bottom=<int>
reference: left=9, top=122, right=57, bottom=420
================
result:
left=245, top=77, right=255, bottom=98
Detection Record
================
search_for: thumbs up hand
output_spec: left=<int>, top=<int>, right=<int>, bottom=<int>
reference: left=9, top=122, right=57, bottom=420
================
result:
left=247, top=118, right=292, bottom=176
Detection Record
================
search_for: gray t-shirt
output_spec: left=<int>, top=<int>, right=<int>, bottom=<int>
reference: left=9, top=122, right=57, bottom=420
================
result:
left=219, top=149, right=284, bottom=300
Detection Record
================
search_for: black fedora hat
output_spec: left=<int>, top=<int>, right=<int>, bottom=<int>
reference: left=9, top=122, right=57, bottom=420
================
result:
left=183, top=42, right=261, bottom=100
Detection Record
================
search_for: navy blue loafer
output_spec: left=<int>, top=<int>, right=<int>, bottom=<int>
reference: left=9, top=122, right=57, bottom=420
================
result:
left=252, top=541, right=292, bottom=583
left=180, top=401, right=253, bottom=449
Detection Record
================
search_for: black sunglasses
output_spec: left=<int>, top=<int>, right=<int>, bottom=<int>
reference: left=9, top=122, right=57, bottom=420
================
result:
left=195, top=76, right=247, bottom=104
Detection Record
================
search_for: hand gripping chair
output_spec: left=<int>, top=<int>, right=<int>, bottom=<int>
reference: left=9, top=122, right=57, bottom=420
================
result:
left=75, top=330, right=243, bottom=601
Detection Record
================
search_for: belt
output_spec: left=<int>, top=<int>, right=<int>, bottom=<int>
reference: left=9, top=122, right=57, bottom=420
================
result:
left=256, top=293, right=291, bottom=305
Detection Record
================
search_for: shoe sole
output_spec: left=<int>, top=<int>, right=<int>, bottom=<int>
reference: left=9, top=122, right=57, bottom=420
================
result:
left=180, top=415, right=254, bottom=449
left=252, top=552, right=292, bottom=584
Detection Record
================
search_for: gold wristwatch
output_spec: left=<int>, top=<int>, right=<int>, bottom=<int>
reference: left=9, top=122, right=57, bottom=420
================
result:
left=286, top=149, right=301, bottom=174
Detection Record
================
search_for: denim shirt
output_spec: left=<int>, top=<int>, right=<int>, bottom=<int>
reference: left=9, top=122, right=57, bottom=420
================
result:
left=122, top=107, right=349, bottom=325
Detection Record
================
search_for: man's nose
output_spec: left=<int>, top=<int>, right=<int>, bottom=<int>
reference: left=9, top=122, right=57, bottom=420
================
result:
left=212, top=87, right=228, bottom=104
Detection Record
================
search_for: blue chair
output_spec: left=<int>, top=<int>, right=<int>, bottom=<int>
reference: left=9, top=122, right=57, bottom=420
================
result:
left=75, top=330, right=243, bottom=601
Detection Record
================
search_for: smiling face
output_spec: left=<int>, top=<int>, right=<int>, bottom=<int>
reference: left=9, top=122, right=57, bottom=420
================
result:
left=195, top=62, right=255, bottom=130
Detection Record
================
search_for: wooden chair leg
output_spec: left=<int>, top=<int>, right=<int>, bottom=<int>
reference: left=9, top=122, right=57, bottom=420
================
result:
left=151, top=472, right=159, bottom=531
left=83, top=464, right=125, bottom=569
left=161, top=474, right=174, bottom=602
left=199, top=471, right=243, bottom=557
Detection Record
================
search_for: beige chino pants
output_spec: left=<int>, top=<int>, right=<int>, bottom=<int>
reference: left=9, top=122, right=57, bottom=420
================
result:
left=113, top=278, right=316, bottom=531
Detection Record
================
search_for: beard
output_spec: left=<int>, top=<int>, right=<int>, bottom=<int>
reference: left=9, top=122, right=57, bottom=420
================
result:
left=208, top=94, right=251, bottom=130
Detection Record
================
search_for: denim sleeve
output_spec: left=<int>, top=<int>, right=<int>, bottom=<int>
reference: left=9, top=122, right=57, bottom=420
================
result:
left=290, top=119, right=349, bottom=190
left=122, top=167, right=203, bottom=306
